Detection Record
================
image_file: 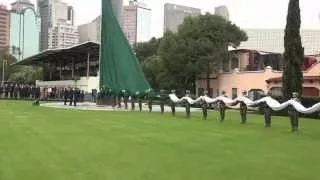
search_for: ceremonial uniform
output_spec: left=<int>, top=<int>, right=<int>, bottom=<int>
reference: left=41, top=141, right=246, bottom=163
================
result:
left=159, top=90, right=167, bottom=115
left=240, top=91, right=248, bottom=124
left=218, top=91, right=227, bottom=122
left=185, top=90, right=191, bottom=119
left=170, top=90, right=176, bottom=116
left=288, top=92, right=300, bottom=132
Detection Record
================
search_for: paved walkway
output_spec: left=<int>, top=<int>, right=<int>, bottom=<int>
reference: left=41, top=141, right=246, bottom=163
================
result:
left=41, top=102, right=202, bottom=112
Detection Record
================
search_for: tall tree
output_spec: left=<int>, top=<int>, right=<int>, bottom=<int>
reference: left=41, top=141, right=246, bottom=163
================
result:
left=159, top=14, right=247, bottom=93
left=282, top=0, right=304, bottom=99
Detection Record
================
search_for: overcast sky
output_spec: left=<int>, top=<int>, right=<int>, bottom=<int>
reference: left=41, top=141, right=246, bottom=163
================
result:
left=2, top=0, right=320, bottom=37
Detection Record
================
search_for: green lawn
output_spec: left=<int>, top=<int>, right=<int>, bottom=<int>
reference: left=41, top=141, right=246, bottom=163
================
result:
left=0, top=100, right=320, bottom=180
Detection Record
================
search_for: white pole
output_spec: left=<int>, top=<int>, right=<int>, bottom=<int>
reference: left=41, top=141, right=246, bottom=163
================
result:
left=1, top=60, right=4, bottom=86
left=87, top=52, right=90, bottom=79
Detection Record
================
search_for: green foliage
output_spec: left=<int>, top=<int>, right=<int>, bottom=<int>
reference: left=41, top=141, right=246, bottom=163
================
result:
left=135, top=37, right=161, bottom=63
left=1, top=101, right=320, bottom=180
left=8, top=65, right=43, bottom=84
left=159, top=14, right=247, bottom=92
left=282, top=0, right=304, bottom=99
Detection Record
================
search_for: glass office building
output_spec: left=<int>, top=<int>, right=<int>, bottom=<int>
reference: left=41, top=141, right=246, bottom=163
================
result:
left=10, top=8, right=41, bottom=61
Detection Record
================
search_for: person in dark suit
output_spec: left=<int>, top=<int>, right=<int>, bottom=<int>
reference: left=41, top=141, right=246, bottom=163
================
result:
left=201, top=90, right=209, bottom=120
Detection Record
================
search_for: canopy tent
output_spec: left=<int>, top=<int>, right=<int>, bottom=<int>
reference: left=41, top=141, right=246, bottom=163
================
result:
left=100, top=0, right=151, bottom=94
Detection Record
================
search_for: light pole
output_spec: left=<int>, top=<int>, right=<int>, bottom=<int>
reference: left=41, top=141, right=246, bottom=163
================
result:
left=1, top=59, right=7, bottom=86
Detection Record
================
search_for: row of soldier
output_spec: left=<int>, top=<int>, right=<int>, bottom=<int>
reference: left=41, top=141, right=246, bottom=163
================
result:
left=105, top=89, right=300, bottom=132
left=63, top=88, right=85, bottom=106
left=0, top=83, right=40, bottom=99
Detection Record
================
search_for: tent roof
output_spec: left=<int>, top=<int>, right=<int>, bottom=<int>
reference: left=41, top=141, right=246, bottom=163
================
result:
left=13, top=41, right=100, bottom=66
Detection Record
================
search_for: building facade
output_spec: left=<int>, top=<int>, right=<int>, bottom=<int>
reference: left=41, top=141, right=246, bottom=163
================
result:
left=37, top=0, right=78, bottom=50
left=10, top=3, right=41, bottom=61
left=240, top=29, right=320, bottom=55
left=11, top=0, right=35, bottom=13
left=196, top=49, right=320, bottom=98
left=78, top=16, right=101, bottom=43
left=123, top=0, right=151, bottom=45
left=214, top=5, right=229, bottom=20
left=48, top=20, right=79, bottom=49
left=164, top=3, right=201, bottom=33
left=0, top=5, right=10, bottom=52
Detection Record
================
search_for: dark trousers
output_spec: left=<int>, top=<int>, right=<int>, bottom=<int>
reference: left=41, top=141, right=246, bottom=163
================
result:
left=124, top=98, right=128, bottom=109
left=220, top=107, right=226, bottom=121
left=264, top=108, right=272, bottom=127
left=131, top=101, right=135, bottom=111
left=240, top=106, right=247, bottom=124
left=148, top=101, right=152, bottom=112
left=202, top=107, right=207, bottom=120
left=118, top=96, right=122, bottom=108
left=289, top=110, right=299, bottom=132
left=64, top=97, right=68, bottom=105
left=171, top=103, right=176, bottom=116
left=186, top=104, right=191, bottom=118
left=69, top=97, right=73, bottom=106
left=160, top=102, right=164, bottom=115
left=138, top=100, right=142, bottom=112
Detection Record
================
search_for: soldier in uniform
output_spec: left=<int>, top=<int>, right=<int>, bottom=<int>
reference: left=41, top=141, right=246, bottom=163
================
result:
left=146, top=89, right=153, bottom=112
left=185, top=90, right=191, bottom=119
left=63, top=88, right=69, bottom=105
left=201, top=90, right=209, bottom=120
left=131, top=92, right=136, bottom=111
left=123, top=90, right=130, bottom=110
left=262, top=91, right=272, bottom=128
left=159, top=89, right=167, bottom=115
left=288, top=92, right=300, bottom=132
left=170, top=90, right=176, bottom=116
left=218, top=91, right=227, bottom=122
left=69, top=88, right=74, bottom=106
left=239, top=90, right=248, bottom=124
left=13, top=84, right=19, bottom=99
left=136, top=91, right=143, bottom=112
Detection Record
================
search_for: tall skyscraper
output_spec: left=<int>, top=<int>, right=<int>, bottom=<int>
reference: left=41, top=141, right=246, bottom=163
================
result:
left=123, top=0, right=151, bottom=45
left=10, top=1, right=41, bottom=61
left=11, top=0, right=35, bottom=13
left=215, top=5, right=229, bottom=20
left=0, top=5, right=10, bottom=52
left=37, top=0, right=78, bottom=50
left=164, top=3, right=201, bottom=33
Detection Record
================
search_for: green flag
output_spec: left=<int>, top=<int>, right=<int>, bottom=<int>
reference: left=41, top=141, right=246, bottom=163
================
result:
left=100, top=0, right=151, bottom=94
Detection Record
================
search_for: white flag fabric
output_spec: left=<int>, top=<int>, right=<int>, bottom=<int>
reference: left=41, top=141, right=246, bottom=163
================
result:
left=168, top=93, right=320, bottom=114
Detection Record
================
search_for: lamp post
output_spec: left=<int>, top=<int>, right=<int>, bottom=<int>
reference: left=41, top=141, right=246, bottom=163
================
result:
left=1, top=59, right=7, bottom=86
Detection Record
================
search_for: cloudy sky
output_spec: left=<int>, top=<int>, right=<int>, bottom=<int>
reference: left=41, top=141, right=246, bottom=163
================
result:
left=2, top=0, right=320, bottom=37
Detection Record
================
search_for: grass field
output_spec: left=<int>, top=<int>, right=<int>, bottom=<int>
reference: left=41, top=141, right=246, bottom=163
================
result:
left=0, top=100, right=320, bottom=180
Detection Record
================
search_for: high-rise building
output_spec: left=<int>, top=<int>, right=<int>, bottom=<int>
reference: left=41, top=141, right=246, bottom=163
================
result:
left=240, top=29, right=320, bottom=55
left=123, top=0, right=151, bottom=45
left=11, top=0, right=35, bottom=13
left=111, top=0, right=123, bottom=24
left=164, top=3, right=201, bottom=33
left=48, top=20, right=79, bottom=49
left=215, top=5, right=229, bottom=20
left=78, top=16, right=101, bottom=43
left=9, top=2, right=41, bottom=61
left=0, top=5, right=10, bottom=52
left=37, top=0, right=78, bottom=50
